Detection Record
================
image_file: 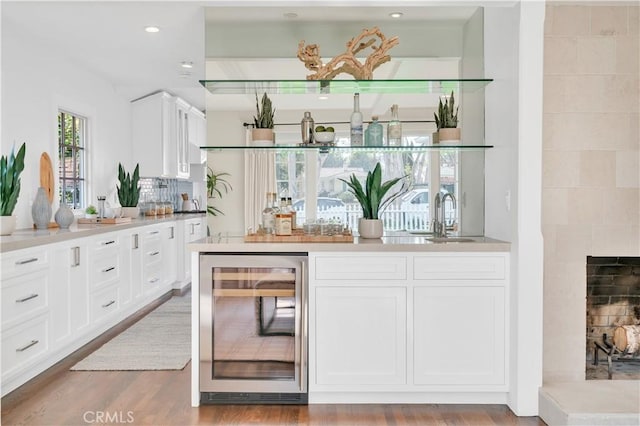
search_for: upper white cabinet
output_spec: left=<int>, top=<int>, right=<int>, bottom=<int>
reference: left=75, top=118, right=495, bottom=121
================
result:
left=188, top=107, right=206, bottom=164
left=132, top=91, right=194, bottom=179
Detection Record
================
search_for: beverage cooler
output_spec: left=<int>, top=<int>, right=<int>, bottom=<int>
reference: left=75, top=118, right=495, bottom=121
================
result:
left=199, top=253, right=308, bottom=404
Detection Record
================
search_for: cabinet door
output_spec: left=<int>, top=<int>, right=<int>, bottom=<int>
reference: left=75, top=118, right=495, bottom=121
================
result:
left=132, top=91, right=172, bottom=177
left=413, top=286, right=505, bottom=386
left=175, top=98, right=190, bottom=179
left=188, top=107, right=206, bottom=163
left=162, top=223, right=177, bottom=287
left=315, top=286, right=406, bottom=386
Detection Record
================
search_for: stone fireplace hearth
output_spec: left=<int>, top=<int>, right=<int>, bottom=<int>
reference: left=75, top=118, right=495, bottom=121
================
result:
left=586, top=256, right=640, bottom=380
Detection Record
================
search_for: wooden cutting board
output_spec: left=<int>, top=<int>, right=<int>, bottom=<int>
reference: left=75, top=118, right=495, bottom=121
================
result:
left=39, top=152, right=54, bottom=203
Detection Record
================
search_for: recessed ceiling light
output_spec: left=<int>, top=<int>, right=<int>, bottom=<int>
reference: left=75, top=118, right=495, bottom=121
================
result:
left=181, top=61, right=193, bottom=69
left=283, top=12, right=298, bottom=19
left=389, top=12, right=403, bottom=19
left=144, top=26, right=160, bottom=33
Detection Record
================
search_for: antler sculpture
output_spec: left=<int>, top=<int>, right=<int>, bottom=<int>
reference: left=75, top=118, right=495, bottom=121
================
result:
left=297, top=27, right=399, bottom=80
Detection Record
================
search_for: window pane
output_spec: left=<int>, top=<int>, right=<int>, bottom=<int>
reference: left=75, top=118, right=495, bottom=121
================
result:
left=58, top=110, right=86, bottom=208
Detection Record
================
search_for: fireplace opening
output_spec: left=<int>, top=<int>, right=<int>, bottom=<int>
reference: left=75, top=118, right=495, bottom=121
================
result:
left=586, top=256, right=640, bottom=380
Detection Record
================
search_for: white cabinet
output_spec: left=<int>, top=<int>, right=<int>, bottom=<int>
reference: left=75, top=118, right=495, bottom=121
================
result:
left=132, top=91, right=193, bottom=179
left=315, top=286, right=406, bottom=386
left=188, top=107, right=206, bottom=164
left=309, top=252, right=510, bottom=401
left=122, top=229, right=143, bottom=303
left=161, top=222, right=178, bottom=287
left=178, top=217, right=206, bottom=287
left=141, top=226, right=164, bottom=294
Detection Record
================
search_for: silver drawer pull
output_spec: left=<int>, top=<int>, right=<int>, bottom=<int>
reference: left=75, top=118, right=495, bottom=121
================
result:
left=194, top=222, right=201, bottom=226
left=15, top=257, right=38, bottom=265
left=16, top=340, right=39, bottom=352
left=102, top=300, right=115, bottom=308
left=149, top=278, right=159, bottom=283
left=149, top=231, right=159, bottom=235
left=102, top=266, right=115, bottom=273
left=102, top=240, right=116, bottom=245
left=16, top=294, right=39, bottom=303
left=149, top=251, right=160, bottom=256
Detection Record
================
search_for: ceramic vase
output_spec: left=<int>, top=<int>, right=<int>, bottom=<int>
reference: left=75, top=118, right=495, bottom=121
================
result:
left=438, top=128, right=461, bottom=145
left=32, top=187, right=52, bottom=229
left=54, top=203, right=74, bottom=229
left=121, top=206, right=140, bottom=218
left=0, top=215, right=17, bottom=236
left=251, top=128, right=274, bottom=146
left=358, top=218, right=383, bottom=239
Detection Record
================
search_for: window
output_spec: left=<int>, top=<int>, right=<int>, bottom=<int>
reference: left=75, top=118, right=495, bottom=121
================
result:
left=58, top=111, right=87, bottom=209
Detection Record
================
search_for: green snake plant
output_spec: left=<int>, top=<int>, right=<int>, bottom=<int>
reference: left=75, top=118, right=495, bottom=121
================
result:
left=116, top=163, right=140, bottom=207
left=0, top=143, right=26, bottom=216
left=434, top=91, right=459, bottom=130
left=339, top=162, right=409, bottom=220
left=253, top=92, right=275, bottom=129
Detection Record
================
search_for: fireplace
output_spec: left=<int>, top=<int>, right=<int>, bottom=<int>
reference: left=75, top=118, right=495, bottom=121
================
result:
left=586, top=256, right=640, bottom=380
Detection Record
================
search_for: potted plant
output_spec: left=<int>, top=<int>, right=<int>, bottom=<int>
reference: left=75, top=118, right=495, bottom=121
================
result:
left=339, top=162, right=409, bottom=238
left=206, top=167, right=232, bottom=216
left=0, top=142, right=26, bottom=235
left=252, top=92, right=275, bottom=146
left=85, top=205, right=98, bottom=219
left=117, top=163, right=140, bottom=218
left=434, top=91, right=460, bottom=144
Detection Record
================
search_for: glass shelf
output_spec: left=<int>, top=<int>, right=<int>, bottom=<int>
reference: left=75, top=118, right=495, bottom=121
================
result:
left=200, top=144, right=493, bottom=153
left=200, top=79, right=492, bottom=95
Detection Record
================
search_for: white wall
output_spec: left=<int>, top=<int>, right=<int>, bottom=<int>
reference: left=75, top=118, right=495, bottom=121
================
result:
left=1, top=19, right=133, bottom=229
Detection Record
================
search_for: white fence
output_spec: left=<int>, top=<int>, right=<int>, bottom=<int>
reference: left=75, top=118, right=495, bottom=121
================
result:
left=294, top=203, right=431, bottom=232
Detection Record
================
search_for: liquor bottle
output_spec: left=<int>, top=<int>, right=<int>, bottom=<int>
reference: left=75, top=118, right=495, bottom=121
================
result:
left=350, top=93, right=363, bottom=146
left=387, top=104, right=402, bottom=146
left=286, top=197, right=297, bottom=230
left=261, top=192, right=277, bottom=234
left=365, top=115, right=384, bottom=146
left=275, top=197, right=293, bottom=236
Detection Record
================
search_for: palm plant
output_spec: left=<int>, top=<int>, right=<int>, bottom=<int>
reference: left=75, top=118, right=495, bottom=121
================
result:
left=207, top=167, right=232, bottom=216
left=434, top=91, right=459, bottom=130
left=253, top=92, right=275, bottom=129
left=116, top=163, right=140, bottom=207
left=0, top=143, right=26, bottom=216
left=339, top=162, right=409, bottom=220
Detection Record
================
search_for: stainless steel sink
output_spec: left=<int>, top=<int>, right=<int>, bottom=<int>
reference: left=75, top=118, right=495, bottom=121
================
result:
left=425, top=237, right=477, bottom=243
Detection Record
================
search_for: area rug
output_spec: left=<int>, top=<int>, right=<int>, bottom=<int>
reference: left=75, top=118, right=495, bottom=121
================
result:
left=70, top=295, right=191, bottom=371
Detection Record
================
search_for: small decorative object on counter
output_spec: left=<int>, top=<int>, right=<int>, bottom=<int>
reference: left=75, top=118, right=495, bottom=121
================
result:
left=54, top=202, right=74, bottom=229
left=350, top=93, right=363, bottom=146
left=97, top=195, right=106, bottom=218
left=261, top=192, right=278, bottom=234
left=339, top=162, right=409, bottom=239
left=32, top=186, right=52, bottom=229
left=0, top=142, right=26, bottom=236
left=84, top=204, right=98, bottom=219
left=301, top=111, right=314, bottom=144
left=365, top=115, right=384, bottom=146
left=387, top=104, right=402, bottom=146
left=434, top=91, right=460, bottom=144
left=275, top=212, right=292, bottom=236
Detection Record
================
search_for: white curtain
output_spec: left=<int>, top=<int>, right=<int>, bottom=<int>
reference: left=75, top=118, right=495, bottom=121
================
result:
left=244, top=128, right=276, bottom=232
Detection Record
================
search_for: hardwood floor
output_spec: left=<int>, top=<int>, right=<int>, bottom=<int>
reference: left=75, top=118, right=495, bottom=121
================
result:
left=1, top=294, right=546, bottom=426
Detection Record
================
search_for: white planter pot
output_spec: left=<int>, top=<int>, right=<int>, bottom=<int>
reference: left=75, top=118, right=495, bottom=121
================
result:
left=121, top=206, right=140, bottom=218
left=358, top=218, right=383, bottom=239
left=0, top=215, right=17, bottom=236
left=438, top=128, right=461, bottom=145
left=251, top=128, right=275, bottom=146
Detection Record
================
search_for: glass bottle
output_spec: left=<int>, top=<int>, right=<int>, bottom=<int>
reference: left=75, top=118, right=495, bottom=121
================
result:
left=365, top=115, right=384, bottom=146
left=387, top=104, right=402, bottom=146
left=286, top=197, right=297, bottom=230
left=350, top=93, right=363, bottom=146
left=261, top=192, right=277, bottom=234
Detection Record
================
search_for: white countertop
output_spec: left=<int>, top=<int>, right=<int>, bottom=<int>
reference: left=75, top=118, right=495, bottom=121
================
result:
left=0, top=213, right=206, bottom=253
left=190, top=233, right=510, bottom=253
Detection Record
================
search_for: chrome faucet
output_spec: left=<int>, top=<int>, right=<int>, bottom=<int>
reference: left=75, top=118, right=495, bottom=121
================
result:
left=432, top=192, right=456, bottom=238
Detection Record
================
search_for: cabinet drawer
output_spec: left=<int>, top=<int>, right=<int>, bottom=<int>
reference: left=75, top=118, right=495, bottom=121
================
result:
left=315, top=256, right=406, bottom=281
left=143, top=261, right=163, bottom=290
left=90, top=284, right=120, bottom=323
left=1, top=248, right=49, bottom=280
left=141, top=227, right=162, bottom=243
left=1, top=270, right=49, bottom=326
left=90, top=234, right=120, bottom=253
left=413, top=255, right=506, bottom=280
left=89, top=252, right=120, bottom=289
left=142, top=241, right=162, bottom=266
left=2, top=315, right=49, bottom=375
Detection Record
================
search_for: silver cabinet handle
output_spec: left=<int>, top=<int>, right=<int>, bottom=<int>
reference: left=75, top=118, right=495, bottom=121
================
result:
left=16, top=257, right=38, bottom=265
left=149, top=278, right=159, bottom=283
left=16, top=294, right=39, bottom=303
left=149, top=251, right=160, bottom=256
left=170, top=226, right=175, bottom=239
left=102, top=240, right=116, bottom=245
left=102, top=266, right=115, bottom=273
left=16, top=340, right=39, bottom=352
left=149, top=231, right=159, bottom=235
left=300, top=260, right=307, bottom=392
left=132, top=234, right=139, bottom=249
left=102, top=300, right=115, bottom=308
left=72, top=246, right=80, bottom=267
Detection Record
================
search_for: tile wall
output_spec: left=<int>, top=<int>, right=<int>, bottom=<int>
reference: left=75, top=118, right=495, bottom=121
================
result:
left=543, top=3, right=639, bottom=382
